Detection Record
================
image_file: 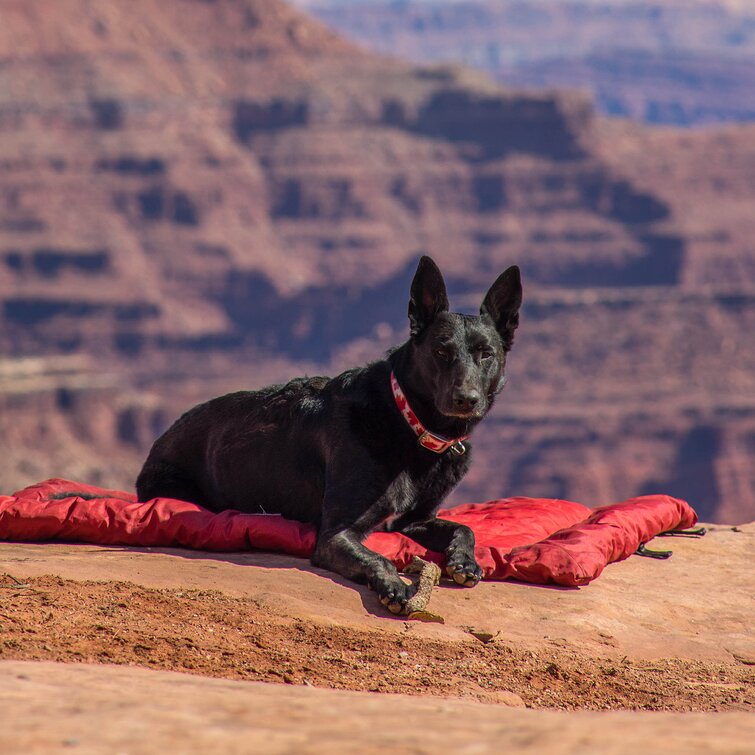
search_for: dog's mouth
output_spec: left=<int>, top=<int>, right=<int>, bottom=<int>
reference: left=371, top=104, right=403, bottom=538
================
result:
left=441, top=409, right=483, bottom=420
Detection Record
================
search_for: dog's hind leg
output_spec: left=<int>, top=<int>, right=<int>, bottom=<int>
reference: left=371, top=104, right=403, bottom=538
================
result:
left=135, top=461, right=206, bottom=506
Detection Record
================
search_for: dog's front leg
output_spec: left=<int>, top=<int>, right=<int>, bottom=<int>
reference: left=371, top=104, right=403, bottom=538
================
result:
left=312, top=455, right=416, bottom=611
left=397, top=517, right=482, bottom=587
left=312, top=528, right=414, bottom=611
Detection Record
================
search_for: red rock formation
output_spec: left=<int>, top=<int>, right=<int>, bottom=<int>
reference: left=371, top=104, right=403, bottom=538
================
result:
left=300, top=0, right=755, bottom=126
left=0, top=0, right=753, bottom=522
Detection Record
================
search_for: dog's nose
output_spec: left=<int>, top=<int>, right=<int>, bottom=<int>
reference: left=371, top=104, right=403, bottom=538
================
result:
left=453, top=391, right=480, bottom=413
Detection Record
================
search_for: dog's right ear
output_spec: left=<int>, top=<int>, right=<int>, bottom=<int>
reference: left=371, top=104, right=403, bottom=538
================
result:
left=408, top=256, right=449, bottom=337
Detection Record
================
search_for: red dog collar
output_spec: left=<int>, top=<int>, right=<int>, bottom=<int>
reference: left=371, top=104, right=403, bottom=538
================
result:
left=390, top=371, right=468, bottom=455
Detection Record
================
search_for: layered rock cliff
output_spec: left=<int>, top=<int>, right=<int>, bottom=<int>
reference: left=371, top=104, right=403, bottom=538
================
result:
left=298, top=0, right=755, bottom=126
left=1, top=0, right=753, bottom=522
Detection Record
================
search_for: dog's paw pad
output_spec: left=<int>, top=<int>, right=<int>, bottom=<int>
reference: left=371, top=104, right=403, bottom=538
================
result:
left=377, top=583, right=412, bottom=614
left=445, top=563, right=482, bottom=587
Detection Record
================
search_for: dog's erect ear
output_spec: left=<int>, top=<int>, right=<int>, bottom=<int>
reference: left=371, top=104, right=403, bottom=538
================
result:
left=480, top=265, right=522, bottom=349
left=408, top=256, right=449, bottom=337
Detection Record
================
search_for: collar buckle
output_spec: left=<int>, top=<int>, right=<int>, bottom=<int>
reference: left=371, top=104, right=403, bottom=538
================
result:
left=450, top=440, right=467, bottom=456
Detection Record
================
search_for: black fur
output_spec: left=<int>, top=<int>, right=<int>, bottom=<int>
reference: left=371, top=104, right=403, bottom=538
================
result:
left=136, top=256, right=522, bottom=610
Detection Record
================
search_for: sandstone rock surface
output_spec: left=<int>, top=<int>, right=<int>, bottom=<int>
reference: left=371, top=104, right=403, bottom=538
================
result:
left=0, top=661, right=752, bottom=755
left=0, top=522, right=753, bottom=753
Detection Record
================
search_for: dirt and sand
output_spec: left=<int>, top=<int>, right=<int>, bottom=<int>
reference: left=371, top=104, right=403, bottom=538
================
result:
left=0, top=522, right=753, bottom=752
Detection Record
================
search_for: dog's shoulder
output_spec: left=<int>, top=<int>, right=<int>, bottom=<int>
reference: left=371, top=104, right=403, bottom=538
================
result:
left=329, top=361, right=387, bottom=393
left=325, top=360, right=395, bottom=417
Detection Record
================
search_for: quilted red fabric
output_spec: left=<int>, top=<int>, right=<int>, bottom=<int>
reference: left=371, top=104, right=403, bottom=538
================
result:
left=0, top=478, right=697, bottom=586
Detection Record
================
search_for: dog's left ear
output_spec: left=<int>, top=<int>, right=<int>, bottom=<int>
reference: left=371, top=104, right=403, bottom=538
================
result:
left=480, top=265, right=522, bottom=349
left=408, top=255, right=449, bottom=337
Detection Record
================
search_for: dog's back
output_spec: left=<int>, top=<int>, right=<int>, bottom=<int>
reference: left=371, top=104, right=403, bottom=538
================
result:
left=137, top=376, right=333, bottom=521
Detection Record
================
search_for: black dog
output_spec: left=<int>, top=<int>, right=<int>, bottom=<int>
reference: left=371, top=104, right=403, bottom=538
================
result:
left=136, top=256, right=522, bottom=611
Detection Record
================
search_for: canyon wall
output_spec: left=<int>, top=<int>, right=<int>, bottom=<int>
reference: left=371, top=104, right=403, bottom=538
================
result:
left=1, top=0, right=753, bottom=521
left=297, top=0, right=755, bottom=126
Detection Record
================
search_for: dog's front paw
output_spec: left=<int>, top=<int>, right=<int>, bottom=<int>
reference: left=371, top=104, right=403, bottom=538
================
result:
left=445, top=556, right=482, bottom=587
left=374, top=577, right=414, bottom=615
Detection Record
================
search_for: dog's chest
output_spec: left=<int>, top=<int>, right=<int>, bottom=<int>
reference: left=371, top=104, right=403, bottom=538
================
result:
left=383, top=457, right=459, bottom=518
left=383, top=472, right=419, bottom=517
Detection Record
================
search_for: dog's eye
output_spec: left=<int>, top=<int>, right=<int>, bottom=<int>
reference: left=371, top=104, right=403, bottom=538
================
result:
left=435, top=348, right=450, bottom=361
left=480, top=351, right=494, bottom=361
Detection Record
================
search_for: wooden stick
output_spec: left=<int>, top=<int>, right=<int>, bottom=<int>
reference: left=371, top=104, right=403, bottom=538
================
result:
left=403, top=556, right=444, bottom=623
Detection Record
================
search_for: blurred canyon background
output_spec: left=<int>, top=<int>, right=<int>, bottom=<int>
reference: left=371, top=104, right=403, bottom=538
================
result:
left=1, top=0, right=754, bottom=523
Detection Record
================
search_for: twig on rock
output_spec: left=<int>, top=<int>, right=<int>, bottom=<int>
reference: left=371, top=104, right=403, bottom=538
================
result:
left=402, top=556, right=444, bottom=623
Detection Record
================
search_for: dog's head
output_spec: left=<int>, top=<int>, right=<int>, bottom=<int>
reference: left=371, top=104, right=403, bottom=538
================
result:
left=407, top=255, right=522, bottom=421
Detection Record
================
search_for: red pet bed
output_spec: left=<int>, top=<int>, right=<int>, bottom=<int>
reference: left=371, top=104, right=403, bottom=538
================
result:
left=0, top=478, right=697, bottom=587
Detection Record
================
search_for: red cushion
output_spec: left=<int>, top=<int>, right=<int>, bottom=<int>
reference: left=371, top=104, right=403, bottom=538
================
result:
left=0, top=478, right=697, bottom=586
left=502, top=496, right=698, bottom=585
